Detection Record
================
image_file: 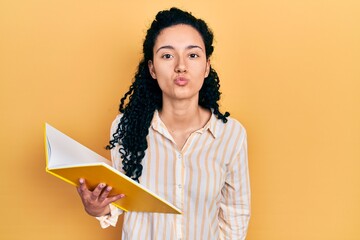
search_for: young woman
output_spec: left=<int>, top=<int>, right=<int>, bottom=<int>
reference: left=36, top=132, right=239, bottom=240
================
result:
left=77, top=7, right=251, bottom=239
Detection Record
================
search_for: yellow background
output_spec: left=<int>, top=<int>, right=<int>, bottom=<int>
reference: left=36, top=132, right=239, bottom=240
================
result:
left=1, top=0, right=359, bottom=239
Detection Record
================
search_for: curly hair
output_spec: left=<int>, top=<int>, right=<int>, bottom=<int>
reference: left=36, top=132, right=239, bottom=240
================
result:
left=107, top=7, right=230, bottom=182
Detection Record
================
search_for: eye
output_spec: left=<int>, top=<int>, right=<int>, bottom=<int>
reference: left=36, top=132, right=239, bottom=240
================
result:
left=189, top=53, right=199, bottom=59
left=161, top=54, right=173, bottom=59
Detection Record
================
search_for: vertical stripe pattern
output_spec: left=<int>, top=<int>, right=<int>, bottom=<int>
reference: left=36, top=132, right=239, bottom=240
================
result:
left=106, top=111, right=250, bottom=240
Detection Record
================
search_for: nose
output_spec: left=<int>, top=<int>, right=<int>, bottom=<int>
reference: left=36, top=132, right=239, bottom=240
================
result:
left=175, top=56, right=186, bottom=73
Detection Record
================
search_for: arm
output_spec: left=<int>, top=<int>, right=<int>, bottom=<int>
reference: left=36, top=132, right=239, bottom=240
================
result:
left=218, top=133, right=251, bottom=239
left=76, top=114, right=125, bottom=228
left=92, top=114, right=125, bottom=228
left=76, top=115, right=126, bottom=228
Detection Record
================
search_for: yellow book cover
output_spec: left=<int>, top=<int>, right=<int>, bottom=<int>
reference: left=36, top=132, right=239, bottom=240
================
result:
left=44, top=123, right=181, bottom=214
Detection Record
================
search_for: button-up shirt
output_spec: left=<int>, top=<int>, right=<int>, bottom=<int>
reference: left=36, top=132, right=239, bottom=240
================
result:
left=97, top=110, right=251, bottom=240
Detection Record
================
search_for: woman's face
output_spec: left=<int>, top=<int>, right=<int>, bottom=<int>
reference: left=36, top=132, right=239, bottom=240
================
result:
left=148, top=24, right=210, bottom=103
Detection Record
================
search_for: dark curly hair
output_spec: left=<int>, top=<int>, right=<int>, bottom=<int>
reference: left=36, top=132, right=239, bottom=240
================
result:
left=107, top=7, right=230, bottom=182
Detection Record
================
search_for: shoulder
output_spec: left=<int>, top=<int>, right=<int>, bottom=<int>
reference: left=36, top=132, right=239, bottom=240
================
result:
left=216, top=115, right=247, bottom=135
left=110, top=113, right=123, bottom=134
left=221, top=116, right=248, bottom=157
left=213, top=114, right=247, bottom=147
left=112, top=113, right=123, bottom=124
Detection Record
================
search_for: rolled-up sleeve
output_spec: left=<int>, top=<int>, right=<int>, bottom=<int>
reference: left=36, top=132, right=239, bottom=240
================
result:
left=96, top=204, right=123, bottom=228
left=219, top=131, right=251, bottom=239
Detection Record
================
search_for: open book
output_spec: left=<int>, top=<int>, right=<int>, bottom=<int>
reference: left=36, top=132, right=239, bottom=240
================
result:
left=44, top=123, right=181, bottom=214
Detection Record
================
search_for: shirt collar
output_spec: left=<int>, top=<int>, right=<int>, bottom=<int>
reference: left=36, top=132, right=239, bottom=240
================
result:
left=151, top=110, right=219, bottom=139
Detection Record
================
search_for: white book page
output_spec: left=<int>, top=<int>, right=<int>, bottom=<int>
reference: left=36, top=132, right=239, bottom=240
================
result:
left=45, top=123, right=112, bottom=169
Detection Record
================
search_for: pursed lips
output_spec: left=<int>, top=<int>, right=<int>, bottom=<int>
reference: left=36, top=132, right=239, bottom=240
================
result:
left=174, top=76, right=189, bottom=86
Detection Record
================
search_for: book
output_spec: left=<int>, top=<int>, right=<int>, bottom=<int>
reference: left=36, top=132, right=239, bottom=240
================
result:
left=44, top=123, right=181, bottom=214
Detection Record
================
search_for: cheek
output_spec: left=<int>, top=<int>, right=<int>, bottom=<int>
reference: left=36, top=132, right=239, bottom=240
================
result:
left=194, top=62, right=209, bottom=78
left=153, top=62, right=172, bottom=77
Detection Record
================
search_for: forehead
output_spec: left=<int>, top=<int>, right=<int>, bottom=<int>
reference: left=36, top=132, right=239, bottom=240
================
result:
left=154, top=24, right=205, bottom=48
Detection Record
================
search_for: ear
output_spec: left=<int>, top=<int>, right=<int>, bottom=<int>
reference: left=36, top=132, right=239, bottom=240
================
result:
left=148, top=60, right=157, bottom=79
left=205, top=59, right=210, bottom=78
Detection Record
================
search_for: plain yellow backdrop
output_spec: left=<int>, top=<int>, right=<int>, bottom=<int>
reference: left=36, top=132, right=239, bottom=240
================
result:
left=1, top=0, right=359, bottom=239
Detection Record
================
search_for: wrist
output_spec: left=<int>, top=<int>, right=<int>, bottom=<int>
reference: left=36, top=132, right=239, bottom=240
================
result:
left=98, top=205, right=111, bottom=217
left=86, top=205, right=111, bottom=217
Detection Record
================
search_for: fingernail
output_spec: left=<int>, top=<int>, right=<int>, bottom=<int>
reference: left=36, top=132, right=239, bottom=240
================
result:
left=120, top=194, right=125, bottom=198
left=100, top=183, right=105, bottom=188
left=79, top=178, right=84, bottom=184
left=107, top=186, right=112, bottom=191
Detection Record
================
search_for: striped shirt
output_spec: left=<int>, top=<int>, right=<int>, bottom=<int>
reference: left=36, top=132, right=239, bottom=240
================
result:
left=98, top=110, right=251, bottom=240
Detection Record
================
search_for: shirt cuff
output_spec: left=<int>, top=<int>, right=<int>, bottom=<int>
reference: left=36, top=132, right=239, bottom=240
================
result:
left=95, top=204, right=123, bottom=228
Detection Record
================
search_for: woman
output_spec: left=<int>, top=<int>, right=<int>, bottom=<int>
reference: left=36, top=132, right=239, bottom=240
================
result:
left=77, top=7, right=251, bottom=239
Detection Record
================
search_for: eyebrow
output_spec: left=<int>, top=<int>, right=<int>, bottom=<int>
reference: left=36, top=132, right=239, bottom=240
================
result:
left=155, top=45, right=204, bottom=53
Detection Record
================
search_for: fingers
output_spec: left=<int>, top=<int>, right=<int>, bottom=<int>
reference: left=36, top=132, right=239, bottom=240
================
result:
left=108, top=193, right=125, bottom=203
left=77, top=179, right=124, bottom=203
left=98, top=186, right=112, bottom=202
left=77, top=178, right=88, bottom=194
left=91, top=183, right=106, bottom=201
left=77, top=179, right=105, bottom=199
left=97, top=186, right=125, bottom=203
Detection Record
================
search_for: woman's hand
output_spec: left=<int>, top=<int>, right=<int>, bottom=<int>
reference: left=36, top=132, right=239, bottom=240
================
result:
left=76, top=178, right=125, bottom=217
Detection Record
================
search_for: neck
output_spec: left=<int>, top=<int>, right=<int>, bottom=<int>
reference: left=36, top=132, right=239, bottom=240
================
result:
left=159, top=99, right=209, bottom=133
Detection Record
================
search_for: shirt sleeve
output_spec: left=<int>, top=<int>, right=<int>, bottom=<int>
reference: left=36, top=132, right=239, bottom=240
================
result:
left=96, top=204, right=123, bottom=228
left=218, top=129, right=251, bottom=239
